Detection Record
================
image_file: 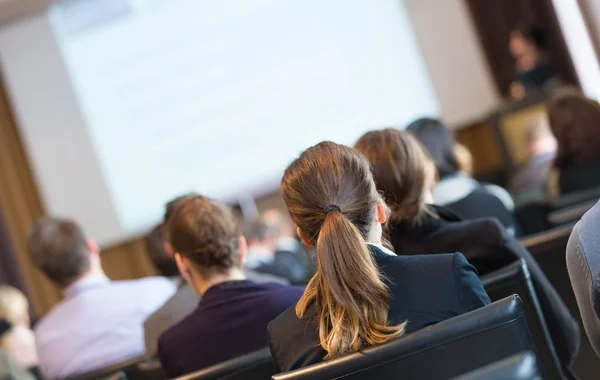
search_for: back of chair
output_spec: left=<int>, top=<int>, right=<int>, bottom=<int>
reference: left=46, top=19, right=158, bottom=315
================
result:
left=450, top=352, right=541, bottom=380
left=481, top=260, right=562, bottom=379
left=272, top=296, right=536, bottom=380
left=176, top=348, right=272, bottom=380
left=66, top=355, right=145, bottom=380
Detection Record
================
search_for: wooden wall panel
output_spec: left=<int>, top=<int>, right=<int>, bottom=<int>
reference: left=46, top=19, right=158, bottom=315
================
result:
left=0, top=69, right=158, bottom=316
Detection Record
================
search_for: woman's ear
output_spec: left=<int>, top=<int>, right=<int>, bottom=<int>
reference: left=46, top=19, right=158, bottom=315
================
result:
left=375, top=198, right=388, bottom=224
left=296, top=227, right=313, bottom=247
left=174, top=253, right=194, bottom=284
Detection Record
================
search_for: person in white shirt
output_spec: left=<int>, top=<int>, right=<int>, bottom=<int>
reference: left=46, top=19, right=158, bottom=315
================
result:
left=0, top=286, right=37, bottom=370
left=27, top=217, right=176, bottom=379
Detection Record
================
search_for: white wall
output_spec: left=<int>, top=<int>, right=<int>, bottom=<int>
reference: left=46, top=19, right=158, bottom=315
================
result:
left=405, top=0, right=500, bottom=127
left=553, top=0, right=600, bottom=100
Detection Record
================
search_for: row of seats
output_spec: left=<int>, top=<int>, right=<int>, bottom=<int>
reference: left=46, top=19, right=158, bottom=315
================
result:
left=79, top=296, right=536, bottom=380
left=67, top=221, right=599, bottom=380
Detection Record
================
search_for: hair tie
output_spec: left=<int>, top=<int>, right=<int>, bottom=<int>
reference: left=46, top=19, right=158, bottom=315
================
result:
left=325, top=204, right=342, bottom=214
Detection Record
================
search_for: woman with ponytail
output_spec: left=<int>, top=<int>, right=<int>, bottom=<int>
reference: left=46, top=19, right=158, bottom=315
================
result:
left=354, top=129, right=580, bottom=374
left=268, top=141, right=489, bottom=372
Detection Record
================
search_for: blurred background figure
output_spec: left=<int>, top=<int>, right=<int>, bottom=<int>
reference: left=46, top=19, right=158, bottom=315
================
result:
left=509, top=25, right=560, bottom=100
left=0, top=319, right=35, bottom=380
left=244, top=209, right=312, bottom=285
left=28, top=217, right=175, bottom=379
left=0, top=286, right=37, bottom=370
left=548, top=89, right=600, bottom=195
left=509, top=114, right=557, bottom=195
left=407, top=118, right=519, bottom=235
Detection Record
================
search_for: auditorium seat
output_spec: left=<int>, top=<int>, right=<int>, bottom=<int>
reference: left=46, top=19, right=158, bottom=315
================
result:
left=174, top=348, right=272, bottom=380
left=67, top=355, right=145, bottom=380
left=480, top=259, right=562, bottom=379
left=521, top=224, right=600, bottom=380
left=272, top=296, right=537, bottom=380
left=450, top=352, right=540, bottom=380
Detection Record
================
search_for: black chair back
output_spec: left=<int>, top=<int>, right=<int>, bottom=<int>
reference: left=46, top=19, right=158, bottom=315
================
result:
left=175, top=348, right=272, bottom=380
left=481, top=259, right=562, bottom=379
left=272, top=296, right=537, bottom=380
left=450, top=352, right=541, bottom=380
left=66, top=355, right=145, bottom=380
left=521, top=224, right=600, bottom=380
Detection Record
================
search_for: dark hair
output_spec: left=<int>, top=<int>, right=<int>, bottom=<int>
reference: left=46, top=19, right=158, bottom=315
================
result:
left=354, top=129, right=428, bottom=224
left=547, top=89, right=600, bottom=168
left=406, top=118, right=459, bottom=178
left=164, top=193, right=199, bottom=224
left=281, top=141, right=405, bottom=359
left=27, top=218, right=91, bottom=288
left=167, top=195, right=242, bottom=274
left=512, top=24, right=546, bottom=48
left=145, top=224, right=179, bottom=277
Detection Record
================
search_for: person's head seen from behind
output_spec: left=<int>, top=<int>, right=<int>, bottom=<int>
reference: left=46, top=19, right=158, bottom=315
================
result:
left=280, top=141, right=406, bottom=360
left=167, top=195, right=246, bottom=296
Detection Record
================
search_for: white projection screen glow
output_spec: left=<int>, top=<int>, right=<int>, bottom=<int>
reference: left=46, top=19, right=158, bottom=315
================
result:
left=0, top=0, right=439, bottom=246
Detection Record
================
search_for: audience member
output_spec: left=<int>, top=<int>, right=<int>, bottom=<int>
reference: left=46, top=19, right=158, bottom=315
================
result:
left=157, top=195, right=303, bottom=377
left=144, top=195, right=287, bottom=358
left=509, top=114, right=557, bottom=195
left=407, top=117, right=519, bottom=235
left=354, top=128, right=580, bottom=373
left=548, top=89, right=600, bottom=194
left=268, top=141, right=489, bottom=372
left=454, top=143, right=473, bottom=176
left=245, top=209, right=312, bottom=284
left=567, top=200, right=600, bottom=358
left=28, top=218, right=176, bottom=379
left=0, top=286, right=37, bottom=370
left=509, top=24, right=559, bottom=100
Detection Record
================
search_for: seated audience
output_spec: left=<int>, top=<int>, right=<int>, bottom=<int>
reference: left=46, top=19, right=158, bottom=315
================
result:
left=28, top=218, right=176, bottom=379
left=548, top=89, right=600, bottom=194
left=354, top=128, right=580, bottom=373
left=0, top=286, right=37, bottom=370
left=567, top=200, right=600, bottom=358
left=406, top=118, right=519, bottom=235
left=157, top=195, right=303, bottom=377
left=245, top=210, right=312, bottom=284
left=268, top=141, right=490, bottom=372
left=509, top=114, right=557, bottom=195
left=144, top=195, right=287, bottom=358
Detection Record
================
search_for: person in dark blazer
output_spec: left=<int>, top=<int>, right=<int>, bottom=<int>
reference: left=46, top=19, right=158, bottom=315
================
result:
left=406, top=118, right=519, bottom=235
left=157, top=195, right=303, bottom=378
left=268, top=141, right=490, bottom=373
left=547, top=89, right=600, bottom=195
left=354, top=128, right=580, bottom=374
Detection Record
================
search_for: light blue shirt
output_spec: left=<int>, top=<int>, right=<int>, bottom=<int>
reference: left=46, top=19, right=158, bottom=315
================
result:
left=35, top=275, right=175, bottom=379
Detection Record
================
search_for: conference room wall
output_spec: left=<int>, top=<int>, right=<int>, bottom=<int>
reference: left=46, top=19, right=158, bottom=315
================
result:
left=578, top=0, right=600, bottom=63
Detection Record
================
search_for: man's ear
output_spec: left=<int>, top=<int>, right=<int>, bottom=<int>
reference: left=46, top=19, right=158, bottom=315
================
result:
left=175, top=253, right=193, bottom=284
left=375, top=198, right=388, bottom=224
left=296, top=227, right=313, bottom=247
left=238, top=236, right=248, bottom=264
left=85, top=238, right=99, bottom=256
left=164, top=241, right=174, bottom=258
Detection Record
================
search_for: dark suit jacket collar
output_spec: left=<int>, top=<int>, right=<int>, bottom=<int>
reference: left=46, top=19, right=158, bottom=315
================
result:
left=390, top=205, right=461, bottom=238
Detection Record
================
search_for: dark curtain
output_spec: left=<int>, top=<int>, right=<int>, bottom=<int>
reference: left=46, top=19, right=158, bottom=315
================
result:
left=466, top=0, right=579, bottom=96
left=0, top=206, right=27, bottom=293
